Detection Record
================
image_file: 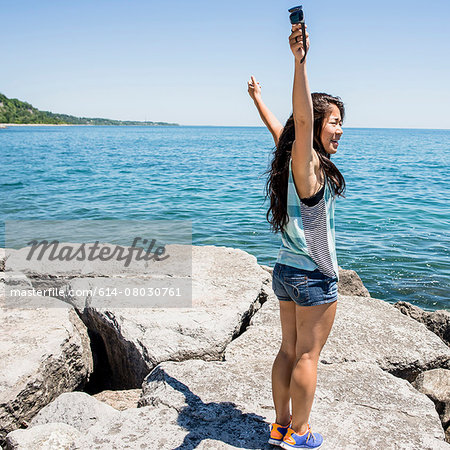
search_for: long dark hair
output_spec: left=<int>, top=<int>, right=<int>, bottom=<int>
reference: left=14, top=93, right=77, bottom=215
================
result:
left=265, top=92, right=346, bottom=233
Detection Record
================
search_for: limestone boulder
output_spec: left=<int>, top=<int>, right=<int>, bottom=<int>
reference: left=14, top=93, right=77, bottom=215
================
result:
left=227, top=292, right=450, bottom=381
left=10, top=391, right=184, bottom=449
left=139, top=358, right=449, bottom=449
left=0, top=292, right=93, bottom=443
left=336, top=267, right=371, bottom=297
left=322, top=295, right=450, bottom=379
left=395, top=301, right=450, bottom=346
left=5, top=422, right=82, bottom=450
left=413, top=369, right=450, bottom=435
left=30, top=392, right=117, bottom=432
left=63, top=246, right=270, bottom=388
left=4, top=244, right=270, bottom=389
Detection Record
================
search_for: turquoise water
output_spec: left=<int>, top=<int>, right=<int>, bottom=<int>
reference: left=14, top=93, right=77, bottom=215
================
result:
left=1, top=126, right=449, bottom=311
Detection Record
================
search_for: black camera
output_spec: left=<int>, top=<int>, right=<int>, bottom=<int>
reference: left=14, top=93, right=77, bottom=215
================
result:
left=288, top=5, right=304, bottom=24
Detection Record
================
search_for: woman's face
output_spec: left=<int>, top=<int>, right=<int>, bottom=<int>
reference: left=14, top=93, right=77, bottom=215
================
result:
left=320, top=104, right=343, bottom=155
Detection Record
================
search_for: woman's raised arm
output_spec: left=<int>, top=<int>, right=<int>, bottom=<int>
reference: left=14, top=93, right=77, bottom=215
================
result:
left=289, top=24, right=315, bottom=180
left=247, top=75, right=283, bottom=146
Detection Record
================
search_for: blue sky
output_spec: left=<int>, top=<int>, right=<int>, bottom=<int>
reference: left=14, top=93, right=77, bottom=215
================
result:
left=2, top=0, right=449, bottom=128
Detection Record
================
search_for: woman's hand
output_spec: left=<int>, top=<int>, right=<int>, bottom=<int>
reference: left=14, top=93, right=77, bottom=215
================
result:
left=247, top=75, right=262, bottom=101
left=289, top=24, right=310, bottom=63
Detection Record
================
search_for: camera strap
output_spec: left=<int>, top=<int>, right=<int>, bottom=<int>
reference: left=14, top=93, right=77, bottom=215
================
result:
left=300, top=22, right=307, bottom=64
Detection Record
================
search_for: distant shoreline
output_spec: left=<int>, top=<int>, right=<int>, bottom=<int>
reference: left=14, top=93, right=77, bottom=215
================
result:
left=0, top=123, right=178, bottom=127
left=1, top=124, right=84, bottom=127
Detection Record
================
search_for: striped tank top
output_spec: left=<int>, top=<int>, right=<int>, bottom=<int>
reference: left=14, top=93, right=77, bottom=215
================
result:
left=276, top=158, right=339, bottom=281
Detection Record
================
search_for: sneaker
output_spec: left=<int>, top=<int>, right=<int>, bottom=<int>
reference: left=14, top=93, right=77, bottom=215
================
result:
left=280, top=424, right=324, bottom=449
left=268, top=416, right=292, bottom=446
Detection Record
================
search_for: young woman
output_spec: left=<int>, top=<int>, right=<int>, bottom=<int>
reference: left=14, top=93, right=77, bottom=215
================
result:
left=248, top=23, right=346, bottom=449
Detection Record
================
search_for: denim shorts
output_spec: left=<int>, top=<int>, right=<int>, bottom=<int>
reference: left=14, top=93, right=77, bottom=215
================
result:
left=272, top=263, right=338, bottom=307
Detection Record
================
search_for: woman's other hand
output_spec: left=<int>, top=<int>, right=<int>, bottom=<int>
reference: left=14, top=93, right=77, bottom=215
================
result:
left=289, top=24, right=310, bottom=63
left=247, top=75, right=262, bottom=101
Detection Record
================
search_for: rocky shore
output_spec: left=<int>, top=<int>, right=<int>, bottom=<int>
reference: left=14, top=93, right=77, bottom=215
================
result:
left=0, top=245, right=449, bottom=449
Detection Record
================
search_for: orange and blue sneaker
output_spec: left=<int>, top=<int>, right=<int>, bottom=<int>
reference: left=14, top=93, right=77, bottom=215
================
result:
left=280, top=423, right=324, bottom=449
left=268, top=416, right=292, bottom=446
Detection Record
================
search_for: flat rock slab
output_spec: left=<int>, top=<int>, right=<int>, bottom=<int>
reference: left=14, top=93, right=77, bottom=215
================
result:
left=0, top=293, right=93, bottom=443
left=140, top=359, right=449, bottom=449
left=226, top=291, right=450, bottom=381
left=67, top=246, right=270, bottom=388
left=322, top=294, right=450, bottom=379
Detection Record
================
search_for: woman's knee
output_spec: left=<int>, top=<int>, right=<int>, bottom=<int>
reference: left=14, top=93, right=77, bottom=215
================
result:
left=278, top=345, right=296, bottom=360
left=294, top=348, right=321, bottom=363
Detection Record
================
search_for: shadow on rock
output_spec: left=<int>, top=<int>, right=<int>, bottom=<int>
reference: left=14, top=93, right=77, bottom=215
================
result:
left=142, top=367, right=273, bottom=449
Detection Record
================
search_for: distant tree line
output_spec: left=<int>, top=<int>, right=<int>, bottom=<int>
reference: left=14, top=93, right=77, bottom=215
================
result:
left=0, top=93, right=178, bottom=126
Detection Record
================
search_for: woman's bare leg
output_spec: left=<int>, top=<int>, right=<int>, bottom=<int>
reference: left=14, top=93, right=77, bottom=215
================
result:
left=272, top=300, right=297, bottom=426
left=290, top=301, right=338, bottom=435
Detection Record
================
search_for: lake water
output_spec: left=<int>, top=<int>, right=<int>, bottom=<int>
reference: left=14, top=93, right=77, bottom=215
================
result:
left=1, top=126, right=449, bottom=312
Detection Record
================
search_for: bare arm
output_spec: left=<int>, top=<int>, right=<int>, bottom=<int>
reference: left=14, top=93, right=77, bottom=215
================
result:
left=292, top=60, right=314, bottom=165
left=248, top=76, right=283, bottom=146
left=289, top=24, right=316, bottom=189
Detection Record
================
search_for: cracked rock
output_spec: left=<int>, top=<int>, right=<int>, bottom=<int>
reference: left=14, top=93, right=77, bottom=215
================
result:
left=64, top=245, right=270, bottom=388
left=0, top=287, right=93, bottom=445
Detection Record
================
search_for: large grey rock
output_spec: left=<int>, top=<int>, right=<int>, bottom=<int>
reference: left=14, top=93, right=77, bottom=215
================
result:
left=323, top=295, right=450, bottom=379
left=413, top=369, right=450, bottom=434
left=139, top=358, right=449, bottom=449
left=5, top=422, right=82, bottom=450
left=30, top=392, right=117, bottom=432
left=227, top=292, right=450, bottom=381
left=336, top=267, right=371, bottom=297
left=4, top=244, right=270, bottom=389
left=0, top=292, right=93, bottom=443
left=395, top=301, right=450, bottom=346
left=65, top=245, right=270, bottom=388
left=10, top=391, right=186, bottom=449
